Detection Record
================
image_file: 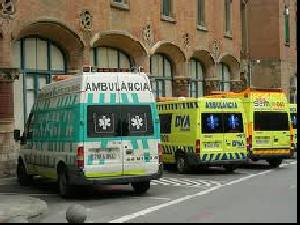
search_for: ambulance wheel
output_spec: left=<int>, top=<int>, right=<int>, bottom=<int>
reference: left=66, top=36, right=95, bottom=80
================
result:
left=58, top=166, right=73, bottom=198
left=223, top=165, right=237, bottom=173
left=16, top=160, right=32, bottom=186
left=268, top=159, right=282, bottom=168
left=176, top=155, right=190, bottom=174
left=132, top=181, right=150, bottom=195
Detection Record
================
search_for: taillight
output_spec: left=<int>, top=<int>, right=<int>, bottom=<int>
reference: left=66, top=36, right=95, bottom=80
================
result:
left=76, top=146, right=84, bottom=168
left=158, top=143, right=163, bottom=163
left=196, top=139, right=201, bottom=155
left=247, top=135, right=252, bottom=150
left=290, top=134, right=294, bottom=146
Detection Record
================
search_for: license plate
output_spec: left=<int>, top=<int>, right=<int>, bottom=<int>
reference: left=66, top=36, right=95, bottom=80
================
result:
left=88, top=148, right=119, bottom=160
left=204, top=143, right=220, bottom=148
left=256, top=139, right=269, bottom=144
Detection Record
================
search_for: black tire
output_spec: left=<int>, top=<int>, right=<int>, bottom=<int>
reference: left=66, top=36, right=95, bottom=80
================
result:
left=176, top=155, right=190, bottom=174
left=268, top=159, right=282, bottom=168
left=16, top=160, right=32, bottom=186
left=132, top=181, right=150, bottom=195
left=223, top=165, right=237, bottom=173
left=58, top=166, right=73, bottom=198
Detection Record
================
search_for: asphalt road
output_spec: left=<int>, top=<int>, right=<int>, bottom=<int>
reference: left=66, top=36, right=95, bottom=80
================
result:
left=0, top=159, right=297, bottom=223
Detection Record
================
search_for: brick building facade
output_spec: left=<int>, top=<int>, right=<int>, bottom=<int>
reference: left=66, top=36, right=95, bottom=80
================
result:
left=240, top=0, right=297, bottom=102
left=0, top=0, right=297, bottom=176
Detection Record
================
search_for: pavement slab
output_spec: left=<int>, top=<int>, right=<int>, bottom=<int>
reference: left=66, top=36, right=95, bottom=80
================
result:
left=0, top=194, right=47, bottom=223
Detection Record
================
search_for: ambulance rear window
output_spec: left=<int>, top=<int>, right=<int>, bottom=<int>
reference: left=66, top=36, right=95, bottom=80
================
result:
left=87, top=105, right=153, bottom=137
left=201, top=113, right=223, bottom=133
left=223, top=113, right=244, bottom=133
left=254, top=112, right=289, bottom=131
left=291, top=113, right=297, bottom=129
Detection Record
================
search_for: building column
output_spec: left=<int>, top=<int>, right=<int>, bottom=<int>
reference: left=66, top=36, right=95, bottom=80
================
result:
left=0, top=68, right=19, bottom=177
left=173, top=77, right=190, bottom=97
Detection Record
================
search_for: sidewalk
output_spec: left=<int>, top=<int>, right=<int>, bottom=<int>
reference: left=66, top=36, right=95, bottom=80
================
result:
left=0, top=194, right=47, bottom=223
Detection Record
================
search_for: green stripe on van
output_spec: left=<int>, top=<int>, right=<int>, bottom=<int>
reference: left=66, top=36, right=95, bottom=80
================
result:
left=131, top=93, right=139, bottom=104
left=131, top=139, right=139, bottom=150
left=99, top=93, right=105, bottom=104
left=142, top=139, right=149, bottom=149
left=110, top=93, right=117, bottom=104
left=88, top=93, right=93, bottom=104
left=121, top=93, right=129, bottom=104
left=101, top=140, right=109, bottom=149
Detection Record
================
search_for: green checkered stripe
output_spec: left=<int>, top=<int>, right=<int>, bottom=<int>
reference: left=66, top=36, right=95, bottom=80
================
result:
left=157, top=102, right=199, bottom=111
left=33, top=94, right=79, bottom=111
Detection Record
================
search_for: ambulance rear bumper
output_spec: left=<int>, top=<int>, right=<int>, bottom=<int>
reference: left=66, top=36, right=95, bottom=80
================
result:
left=67, top=164, right=163, bottom=186
left=249, top=148, right=294, bottom=160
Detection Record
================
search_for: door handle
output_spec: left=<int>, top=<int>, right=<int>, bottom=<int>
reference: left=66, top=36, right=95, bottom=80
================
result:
left=126, top=149, right=134, bottom=155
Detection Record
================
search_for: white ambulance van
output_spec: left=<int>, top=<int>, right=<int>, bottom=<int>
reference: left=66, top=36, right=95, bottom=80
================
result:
left=15, top=66, right=163, bottom=197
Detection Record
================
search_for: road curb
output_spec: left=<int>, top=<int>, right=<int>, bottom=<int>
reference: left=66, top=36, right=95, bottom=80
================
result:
left=0, top=195, right=47, bottom=223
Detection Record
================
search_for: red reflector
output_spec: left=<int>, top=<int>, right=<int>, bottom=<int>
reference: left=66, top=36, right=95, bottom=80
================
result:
left=196, top=139, right=201, bottom=154
left=248, top=135, right=252, bottom=149
left=158, top=143, right=163, bottom=163
left=76, top=147, right=84, bottom=168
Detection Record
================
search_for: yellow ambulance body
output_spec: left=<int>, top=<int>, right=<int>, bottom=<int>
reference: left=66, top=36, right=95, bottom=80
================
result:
left=157, top=97, right=248, bottom=173
left=290, top=104, right=297, bottom=151
left=209, top=88, right=294, bottom=168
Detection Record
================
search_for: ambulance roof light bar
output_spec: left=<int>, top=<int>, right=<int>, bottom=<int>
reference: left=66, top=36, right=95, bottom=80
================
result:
left=82, top=66, right=144, bottom=73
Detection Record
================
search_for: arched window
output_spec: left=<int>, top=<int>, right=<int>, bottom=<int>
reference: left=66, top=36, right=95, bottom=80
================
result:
left=150, top=54, right=173, bottom=97
left=91, top=47, right=132, bottom=68
left=13, top=37, right=66, bottom=122
left=219, top=63, right=231, bottom=91
left=189, top=58, right=205, bottom=97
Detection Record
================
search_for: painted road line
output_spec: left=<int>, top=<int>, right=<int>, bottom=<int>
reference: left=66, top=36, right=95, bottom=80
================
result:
left=151, top=180, right=171, bottom=186
left=167, top=178, right=194, bottom=186
left=159, top=178, right=182, bottom=186
left=109, top=162, right=297, bottom=223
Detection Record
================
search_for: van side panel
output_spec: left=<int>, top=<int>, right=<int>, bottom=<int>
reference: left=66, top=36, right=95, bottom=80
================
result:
left=23, top=79, right=82, bottom=179
left=158, top=101, right=199, bottom=164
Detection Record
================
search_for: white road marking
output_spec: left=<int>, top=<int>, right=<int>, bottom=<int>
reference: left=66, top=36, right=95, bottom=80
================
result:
left=167, top=178, right=193, bottom=186
left=159, top=178, right=182, bottom=186
left=151, top=180, right=171, bottom=186
left=109, top=162, right=297, bottom=223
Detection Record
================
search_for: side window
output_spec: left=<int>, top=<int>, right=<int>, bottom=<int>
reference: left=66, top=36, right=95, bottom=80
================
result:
left=223, top=113, right=244, bottom=133
left=26, top=112, right=34, bottom=140
left=159, top=113, right=172, bottom=134
left=291, top=113, right=297, bottom=129
left=201, top=113, right=223, bottom=133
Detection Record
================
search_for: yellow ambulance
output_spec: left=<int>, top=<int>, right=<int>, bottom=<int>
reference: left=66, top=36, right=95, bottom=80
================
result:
left=290, top=104, right=297, bottom=151
left=209, top=88, right=294, bottom=168
left=157, top=97, right=248, bottom=173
